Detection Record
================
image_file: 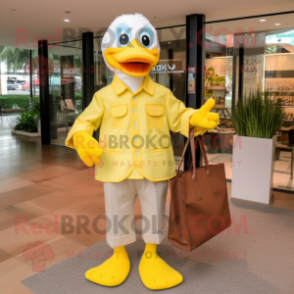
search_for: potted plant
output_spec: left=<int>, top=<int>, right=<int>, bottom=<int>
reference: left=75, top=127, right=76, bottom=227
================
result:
left=230, top=91, right=283, bottom=204
left=12, top=102, right=41, bottom=137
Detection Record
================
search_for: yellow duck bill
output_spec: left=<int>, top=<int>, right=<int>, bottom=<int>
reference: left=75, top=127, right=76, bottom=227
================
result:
left=104, top=39, right=160, bottom=77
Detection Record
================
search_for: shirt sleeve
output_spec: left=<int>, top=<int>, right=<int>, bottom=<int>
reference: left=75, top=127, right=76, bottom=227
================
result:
left=166, top=90, right=204, bottom=138
left=65, top=93, right=105, bottom=149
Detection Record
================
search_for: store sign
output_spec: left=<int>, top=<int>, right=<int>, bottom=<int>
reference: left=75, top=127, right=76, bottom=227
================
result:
left=63, top=68, right=78, bottom=75
left=151, top=60, right=184, bottom=74
left=61, top=77, right=75, bottom=84
left=266, top=30, right=294, bottom=47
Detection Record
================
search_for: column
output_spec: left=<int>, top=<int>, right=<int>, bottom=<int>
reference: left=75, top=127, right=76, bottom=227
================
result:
left=82, top=32, right=94, bottom=110
left=38, top=40, right=51, bottom=145
left=185, top=14, right=206, bottom=170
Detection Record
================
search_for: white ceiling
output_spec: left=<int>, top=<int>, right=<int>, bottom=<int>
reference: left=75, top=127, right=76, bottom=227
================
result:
left=0, top=0, right=294, bottom=48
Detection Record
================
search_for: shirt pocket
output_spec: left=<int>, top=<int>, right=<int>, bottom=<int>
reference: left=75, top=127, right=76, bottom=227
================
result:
left=111, top=104, right=128, bottom=129
left=145, top=103, right=165, bottom=129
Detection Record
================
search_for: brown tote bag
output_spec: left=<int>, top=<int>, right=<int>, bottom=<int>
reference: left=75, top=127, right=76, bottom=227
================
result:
left=168, top=129, right=231, bottom=252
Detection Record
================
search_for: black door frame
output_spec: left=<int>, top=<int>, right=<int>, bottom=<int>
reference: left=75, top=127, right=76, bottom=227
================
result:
left=82, top=32, right=95, bottom=110
left=184, top=14, right=206, bottom=170
left=38, top=40, right=51, bottom=145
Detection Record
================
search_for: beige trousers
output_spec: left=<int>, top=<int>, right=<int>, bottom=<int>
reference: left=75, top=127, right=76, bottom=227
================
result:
left=103, top=179, right=168, bottom=248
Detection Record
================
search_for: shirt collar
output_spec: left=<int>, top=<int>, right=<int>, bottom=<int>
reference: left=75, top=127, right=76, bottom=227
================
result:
left=141, top=75, right=154, bottom=95
left=112, top=74, right=154, bottom=96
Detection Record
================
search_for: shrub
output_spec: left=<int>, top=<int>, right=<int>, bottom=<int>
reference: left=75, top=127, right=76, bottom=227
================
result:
left=0, top=94, right=82, bottom=109
left=14, top=100, right=40, bottom=133
left=0, top=95, right=39, bottom=109
left=230, top=91, right=283, bottom=138
left=27, top=100, right=40, bottom=113
left=14, top=111, right=40, bottom=132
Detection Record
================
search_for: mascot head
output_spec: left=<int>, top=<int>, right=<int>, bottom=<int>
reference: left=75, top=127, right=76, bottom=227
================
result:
left=101, top=13, right=160, bottom=77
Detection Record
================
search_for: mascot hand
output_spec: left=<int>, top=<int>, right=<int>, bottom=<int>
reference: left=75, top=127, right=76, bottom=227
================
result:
left=190, top=98, right=219, bottom=132
left=73, top=131, right=103, bottom=167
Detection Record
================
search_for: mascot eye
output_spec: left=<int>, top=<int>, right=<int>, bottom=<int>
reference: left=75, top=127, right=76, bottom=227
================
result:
left=141, top=34, right=150, bottom=47
left=139, top=29, right=154, bottom=48
left=119, top=34, right=129, bottom=46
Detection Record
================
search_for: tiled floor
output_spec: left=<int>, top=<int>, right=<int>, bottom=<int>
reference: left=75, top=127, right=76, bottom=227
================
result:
left=0, top=113, right=294, bottom=293
left=0, top=114, right=146, bottom=293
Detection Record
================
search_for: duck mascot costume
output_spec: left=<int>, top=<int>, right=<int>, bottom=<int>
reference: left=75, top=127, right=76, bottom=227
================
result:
left=65, top=13, right=219, bottom=290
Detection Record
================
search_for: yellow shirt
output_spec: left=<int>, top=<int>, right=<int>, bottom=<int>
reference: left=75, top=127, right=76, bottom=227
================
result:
left=65, top=75, right=198, bottom=182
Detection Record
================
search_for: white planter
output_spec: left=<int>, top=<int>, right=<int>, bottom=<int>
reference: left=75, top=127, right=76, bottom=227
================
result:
left=11, top=130, right=40, bottom=137
left=231, top=135, right=275, bottom=204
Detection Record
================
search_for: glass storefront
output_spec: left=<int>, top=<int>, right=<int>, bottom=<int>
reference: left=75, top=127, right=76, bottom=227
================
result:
left=94, top=36, right=113, bottom=90
left=48, top=40, right=83, bottom=146
left=0, top=47, right=35, bottom=97
left=0, top=47, right=39, bottom=129
left=203, top=13, right=294, bottom=191
left=2, top=12, right=294, bottom=194
left=1, top=13, right=293, bottom=192
left=25, top=13, right=294, bottom=192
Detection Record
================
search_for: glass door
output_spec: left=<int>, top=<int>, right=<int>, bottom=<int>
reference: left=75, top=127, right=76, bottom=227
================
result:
left=48, top=40, right=83, bottom=146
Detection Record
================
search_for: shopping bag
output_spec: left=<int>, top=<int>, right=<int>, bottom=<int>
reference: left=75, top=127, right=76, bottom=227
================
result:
left=168, top=129, right=231, bottom=252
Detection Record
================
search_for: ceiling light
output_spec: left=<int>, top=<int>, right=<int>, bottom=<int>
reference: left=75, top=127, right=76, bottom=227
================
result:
left=275, top=23, right=280, bottom=26
left=260, top=19, right=266, bottom=22
left=64, top=19, right=70, bottom=22
left=65, top=11, right=71, bottom=13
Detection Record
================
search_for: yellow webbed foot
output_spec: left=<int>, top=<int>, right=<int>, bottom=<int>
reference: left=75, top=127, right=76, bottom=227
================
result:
left=139, top=243, right=183, bottom=290
left=85, top=246, right=130, bottom=287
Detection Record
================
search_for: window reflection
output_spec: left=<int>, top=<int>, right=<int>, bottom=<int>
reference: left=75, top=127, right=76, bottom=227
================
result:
left=48, top=41, right=83, bottom=146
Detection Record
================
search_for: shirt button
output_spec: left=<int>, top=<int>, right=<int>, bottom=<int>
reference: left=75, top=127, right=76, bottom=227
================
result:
left=132, top=108, right=136, bottom=113
left=133, top=122, right=137, bottom=127
left=133, top=96, right=136, bottom=100
left=135, top=152, right=139, bottom=156
left=134, top=137, right=139, bottom=142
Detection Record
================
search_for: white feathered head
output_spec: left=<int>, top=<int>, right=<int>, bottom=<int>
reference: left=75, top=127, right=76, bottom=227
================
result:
left=101, top=13, right=160, bottom=77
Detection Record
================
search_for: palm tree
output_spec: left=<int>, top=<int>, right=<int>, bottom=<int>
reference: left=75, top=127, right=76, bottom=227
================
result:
left=0, top=46, right=60, bottom=97
left=1, top=46, right=60, bottom=71
left=0, top=47, right=35, bottom=71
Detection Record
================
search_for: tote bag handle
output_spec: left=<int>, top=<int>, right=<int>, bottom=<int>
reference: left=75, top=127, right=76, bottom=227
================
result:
left=176, top=129, right=211, bottom=178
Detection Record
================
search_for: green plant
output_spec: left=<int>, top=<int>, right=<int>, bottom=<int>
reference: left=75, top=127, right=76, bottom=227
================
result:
left=0, top=94, right=82, bottom=109
left=14, top=111, right=39, bottom=132
left=27, top=100, right=40, bottom=114
left=0, top=95, right=39, bottom=109
left=0, top=46, right=60, bottom=71
left=230, top=91, right=283, bottom=138
left=14, top=100, right=40, bottom=133
left=265, top=46, right=277, bottom=54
